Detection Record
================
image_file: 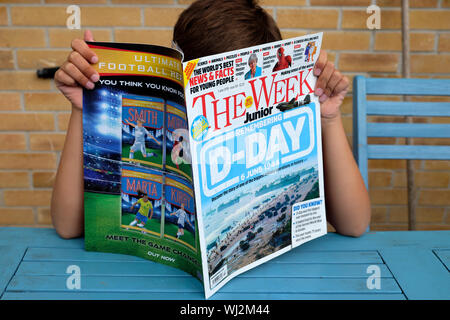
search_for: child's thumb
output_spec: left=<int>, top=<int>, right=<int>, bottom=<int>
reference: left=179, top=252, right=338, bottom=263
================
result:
left=84, top=29, right=95, bottom=42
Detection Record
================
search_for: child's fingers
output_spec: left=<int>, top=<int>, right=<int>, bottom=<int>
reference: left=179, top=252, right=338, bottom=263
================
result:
left=84, top=29, right=95, bottom=42
left=68, top=51, right=99, bottom=83
left=315, top=61, right=334, bottom=96
left=331, top=76, right=350, bottom=97
left=54, top=68, right=76, bottom=86
left=60, top=61, right=95, bottom=89
left=323, top=70, right=342, bottom=97
left=314, top=50, right=327, bottom=76
left=71, top=38, right=98, bottom=64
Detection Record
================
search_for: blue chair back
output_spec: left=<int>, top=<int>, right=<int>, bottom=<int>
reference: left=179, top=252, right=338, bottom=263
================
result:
left=352, top=76, right=450, bottom=188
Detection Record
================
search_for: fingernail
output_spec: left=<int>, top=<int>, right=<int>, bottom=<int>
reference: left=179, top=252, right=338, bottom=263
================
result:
left=91, top=56, right=98, bottom=63
left=319, top=94, right=328, bottom=103
left=91, top=73, right=99, bottom=82
left=315, top=88, right=323, bottom=96
left=314, top=68, right=321, bottom=76
left=86, top=81, right=95, bottom=89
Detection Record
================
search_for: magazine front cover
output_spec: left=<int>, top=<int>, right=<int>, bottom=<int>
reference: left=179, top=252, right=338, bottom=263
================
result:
left=183, top=32, right=327, bottom=298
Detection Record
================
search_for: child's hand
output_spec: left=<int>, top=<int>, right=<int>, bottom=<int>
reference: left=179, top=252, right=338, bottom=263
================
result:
left=54, top=30, right=99, bottom=110
left=313, top=50, right=349, bottom=121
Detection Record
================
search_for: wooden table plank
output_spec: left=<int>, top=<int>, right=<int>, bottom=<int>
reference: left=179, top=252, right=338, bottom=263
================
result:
left=16, top=261, right=393, bottom=278
left=0, top=246, right=26, bottom=299
left=433, top=249, right=450, bottom=272
left=1, top=291, right=406, bottom=300
left=379, top=248, right=450, bottom=300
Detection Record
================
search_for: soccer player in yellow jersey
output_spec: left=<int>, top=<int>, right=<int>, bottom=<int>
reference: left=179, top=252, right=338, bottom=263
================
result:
left=129, top=191, right=153, bottom=228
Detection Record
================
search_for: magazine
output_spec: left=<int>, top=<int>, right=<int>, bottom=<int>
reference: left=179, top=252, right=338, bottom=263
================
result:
left=83, top=32, right=327, bottom=299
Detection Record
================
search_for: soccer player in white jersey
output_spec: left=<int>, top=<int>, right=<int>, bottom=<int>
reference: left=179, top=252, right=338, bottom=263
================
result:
left=125, top=118, right=161, bottom=161
left=170, top=203, right=193, bottom=239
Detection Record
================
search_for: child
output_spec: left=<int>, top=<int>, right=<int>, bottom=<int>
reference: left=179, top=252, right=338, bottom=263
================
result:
left=51, top=0, right=370, bottom=239
left=129, top=190, right=153, bottom=228
left=170, top=204, right=193, bottom=239
left=124, top=118, right=161, bottom=162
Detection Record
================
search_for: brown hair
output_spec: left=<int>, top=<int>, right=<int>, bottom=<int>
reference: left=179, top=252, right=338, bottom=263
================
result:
left=173, top=0, right=282, bottom=61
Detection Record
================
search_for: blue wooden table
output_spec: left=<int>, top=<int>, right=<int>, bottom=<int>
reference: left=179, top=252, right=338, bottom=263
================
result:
left=0, top=227, right=448, bottom=300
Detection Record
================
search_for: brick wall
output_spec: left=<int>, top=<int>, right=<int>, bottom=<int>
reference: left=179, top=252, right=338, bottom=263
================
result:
left=0, top=0, right=448, bottom=230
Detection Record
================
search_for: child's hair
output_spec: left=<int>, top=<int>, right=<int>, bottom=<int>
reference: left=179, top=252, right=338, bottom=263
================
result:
left=173, top=0, right=282, bottom=61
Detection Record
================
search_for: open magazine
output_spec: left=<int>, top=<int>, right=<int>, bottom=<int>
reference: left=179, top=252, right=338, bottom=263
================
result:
left=83, top=32, right=327, bottom=299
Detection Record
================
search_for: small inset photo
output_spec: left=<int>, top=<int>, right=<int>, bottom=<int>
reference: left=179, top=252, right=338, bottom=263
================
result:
left=121, top=94, right=164, bottom=170
left=164, top=173, right=197, bottom=251
left=121, top=165, right=163, bottom=237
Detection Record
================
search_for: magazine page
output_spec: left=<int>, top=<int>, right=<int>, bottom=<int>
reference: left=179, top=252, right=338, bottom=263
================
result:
left=83, top=42, right=202, bottom=280
left=183, top=33, right=327, bottom=298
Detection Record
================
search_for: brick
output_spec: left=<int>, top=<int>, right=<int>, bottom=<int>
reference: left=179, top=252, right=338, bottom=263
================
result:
left=0, top=28, right=46, bottom=47
left=17, top=49, right=69, bottom=69
left=277, top=9, right=339, bottom=29
left=369, top=171, right=392, bottom=187
left=0, top=7, right=7, bottom=26
left=371, top=206, right=388, bottom=223
left=340, top=96, right=353, bottom=115
left=32, top=171, right=56, bottom=188
left=114, top=29, right=173, bottom=47
left=0, top=0, right=40, bottom=2
left=45, top=0, right=106, bottom=3
left=0, top=113, right=54, bottom=131
left=0, top=153, right=56, bottom=169
left=339, top=53, right=399, bottom=72
left=322, top=32, right=370, bottom=51
left=144, top=7, right=184, bottom=27
left=389, top=206, right=408, bottom=223
left=342, top=10, right=401, bottom=29
left=369, top=159, right=405, bottom=170
left=423, top=160, right=450, bottom=171
left=281, top=30, right=308, bottom=40
left=0, top=92, right=21, bottom=111
left=37, top=207, right=52, bottom=225
left=369, top=188, right=407, bottom=205
left=393, top=170, right=406, bottom=187
left=410, top=11, right=450, bottom=30
left=377, top=0, right=439, bottom=7
left=111, top=0, right=173, bottom=3
left=374, top=33, right=435, bottom=52
left=0, top=171, right=29, bottom=188
left=0, top=133, right=26, bottom=151
left=415, top=172, right=450, bottom=188
left=444, top=0, right=450, bottom=8
left=416, top=224, right=450, bottom=231
left=411, top=54, right=450, bottom=74
left=311, top=0, right=370, bottom=5
left=48, top=29, right=111, bottom=48
left=82, top=7, right=141, bottom=27
left=4, top=190, right=52, bottom=207
left=0, top=50, right=13, bottom=69
left=416, top=207, right=445, bottom=223
left=0, top=71, right=51, bottom=90
left=0, top=208, right=34, bottom=225
left=30, top=133, right=66, bottom=151
left=57, top=113, right=71, bottom=131
left=438, top=34, right=450, bottom=53
left=259, top=0, right=306, bottom=5
left=25, top=92, right=71, bottom=111
left=370, top=224, right=408, bottom=231
left=11, top=7, right=67, bottom=26
left=418, top=190, right=450, bottom=206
